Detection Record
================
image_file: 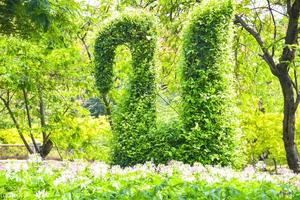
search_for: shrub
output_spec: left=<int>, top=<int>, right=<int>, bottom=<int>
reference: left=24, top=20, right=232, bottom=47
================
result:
left=240, top=111, right=286, bottom=166
left=94, top=10, right=157, bottom=166
left=180, top=0, right=235, bottom=165
left=51, top=116, right=112, bottom=162
left=0, top=129, right=27, bottom=158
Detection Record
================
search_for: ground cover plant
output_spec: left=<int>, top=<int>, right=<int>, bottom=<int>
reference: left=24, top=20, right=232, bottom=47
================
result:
left=1, top=157, right=300, bottom=200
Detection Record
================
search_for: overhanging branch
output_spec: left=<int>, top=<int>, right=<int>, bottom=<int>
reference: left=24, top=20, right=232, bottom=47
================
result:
left=234, top=15, right=278, bottom=76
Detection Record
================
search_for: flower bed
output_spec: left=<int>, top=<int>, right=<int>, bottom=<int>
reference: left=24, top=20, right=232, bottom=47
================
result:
left=0, top=157, right=300, bottom=199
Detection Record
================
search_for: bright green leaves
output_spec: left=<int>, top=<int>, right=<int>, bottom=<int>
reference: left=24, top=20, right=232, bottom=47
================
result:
left=94, top=10, right=157, bottom=166
left=95, top=11, right=157, bottom=95
left=180, top=0, right=235, bottom=165
left=94, top=1, right=235, bottom=166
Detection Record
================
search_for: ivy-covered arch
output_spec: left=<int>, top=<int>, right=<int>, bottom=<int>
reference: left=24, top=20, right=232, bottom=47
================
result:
left=94, top=11, right=157, bottom=166
left=180, top=0, right=235, bottom=165
left=95, top=2, right=235, bottom=166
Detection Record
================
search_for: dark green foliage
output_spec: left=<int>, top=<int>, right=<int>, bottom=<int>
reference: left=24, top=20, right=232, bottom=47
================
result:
left=83, top=98, right=106, bottom=117
left=94, top=11, right=157, bottom=166
left=0, top=0, right=51, bottom=35
left=0, top=0, right=79, bottom=47
left=148, top=120, right=185, bottom=164
left=180, top=0, right=235, bottom=165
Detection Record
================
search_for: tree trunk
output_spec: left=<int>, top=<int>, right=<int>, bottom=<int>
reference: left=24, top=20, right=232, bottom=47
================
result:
left=40, top=139, right=53, bottom=158
left=0, top=97, right=33, bottom=154
left=22, top=87, right=39, bottom=153
left=38, top=87, right=53, bottom=158
left=279, top=74, right=300, bottom=172
left=234, top=0, right=300, bottom=172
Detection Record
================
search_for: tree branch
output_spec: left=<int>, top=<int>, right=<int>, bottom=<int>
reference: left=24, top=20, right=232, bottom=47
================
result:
left=38, top=87, right=47, bottom=143
left=267, top=0, right=277, bottom=57
left=279, top=0, right=300, bottom=72
left=287, top=0, right=292, bottom=15
left=0, top=95, right=33, bottom=154
left=22, top=87, right=39, bottom=153
left=251, top=0, right=263, bottom=33
left=234, top=15, right=278, bottom=76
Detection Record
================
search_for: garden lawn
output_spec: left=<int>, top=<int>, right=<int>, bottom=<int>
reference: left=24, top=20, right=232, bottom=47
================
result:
left=0, top=156, right=300, bottom=199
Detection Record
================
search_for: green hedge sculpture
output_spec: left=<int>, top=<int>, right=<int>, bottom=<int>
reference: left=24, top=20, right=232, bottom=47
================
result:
left=94, top=11, right=157, bottom=166
left=180, top=0, right=234, bottom=165
left=95, top=0, right=235, bottom=166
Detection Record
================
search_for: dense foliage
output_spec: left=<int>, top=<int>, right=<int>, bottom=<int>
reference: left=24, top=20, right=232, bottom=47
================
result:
left=180, top=0, right=235, bottom=165
left=93, top=1, right=236, bottom=167
left=51, top=116, right=112, bottom=162
left=94, top=11, right=157, bottom=166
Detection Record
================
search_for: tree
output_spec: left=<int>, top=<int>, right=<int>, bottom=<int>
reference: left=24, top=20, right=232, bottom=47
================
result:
left=235, top=0, right=300, bottom=172
left=0, top=36, right=89, bottom=158
left=0, top=0, right=91, bottom=158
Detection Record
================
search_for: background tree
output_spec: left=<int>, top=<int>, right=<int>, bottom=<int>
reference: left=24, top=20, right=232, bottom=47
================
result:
left=0, top=0, right=95, bottom=158
left=235, top=0, right=300, bottom=172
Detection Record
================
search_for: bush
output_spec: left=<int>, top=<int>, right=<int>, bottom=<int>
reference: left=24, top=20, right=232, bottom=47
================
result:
left=0, top=129, right=23, bottom=144
left=180, top=0, right=235, bottom=165
left=0, top=129, right=27, bottom=158
left=94, top=10, right=157, bottom=166
left=0, top=116, right=112, bottom=161
left=240, top=111, right=286, bottom=166
left=51, top=116, right=112, bottom=162
left=148, top=120, right=185, bottom=164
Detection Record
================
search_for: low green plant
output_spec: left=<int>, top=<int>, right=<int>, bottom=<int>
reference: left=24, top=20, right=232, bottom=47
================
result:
left=0, top=160, right=299, bottom=199
left=240, top=111, right=288, bottom=166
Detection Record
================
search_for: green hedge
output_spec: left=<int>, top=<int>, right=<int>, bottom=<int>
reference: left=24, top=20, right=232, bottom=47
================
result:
left=180, top=0, right=235, bottom=165
left=94, top=10, right=157, bottom=166
left=95, top=2, right=235, bottom=166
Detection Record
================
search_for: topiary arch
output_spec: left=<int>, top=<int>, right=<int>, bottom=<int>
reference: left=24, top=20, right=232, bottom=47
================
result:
left=94, top=11, right=157, bottom=166
left=95, top=1, right=235, bottom=167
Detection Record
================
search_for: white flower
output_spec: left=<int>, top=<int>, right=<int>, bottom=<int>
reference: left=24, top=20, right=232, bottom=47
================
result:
left=111, top=165, right=123, bottom=175
left=53, top=170, right=75, bottom=186
left=80, top=178, right=92, bottom=189
left=35, top=189, right=48, bottom=199
left=112, top=182, right=120, bottom=189
left=90, top=162, right=109, bottom=177
left=6, top=192, right=16, bottom=198
left=255, top=161, right=266, bottom=171
left=37, top=165, right=54, bottom=176
left=28, top=154, right=43, bottom=163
